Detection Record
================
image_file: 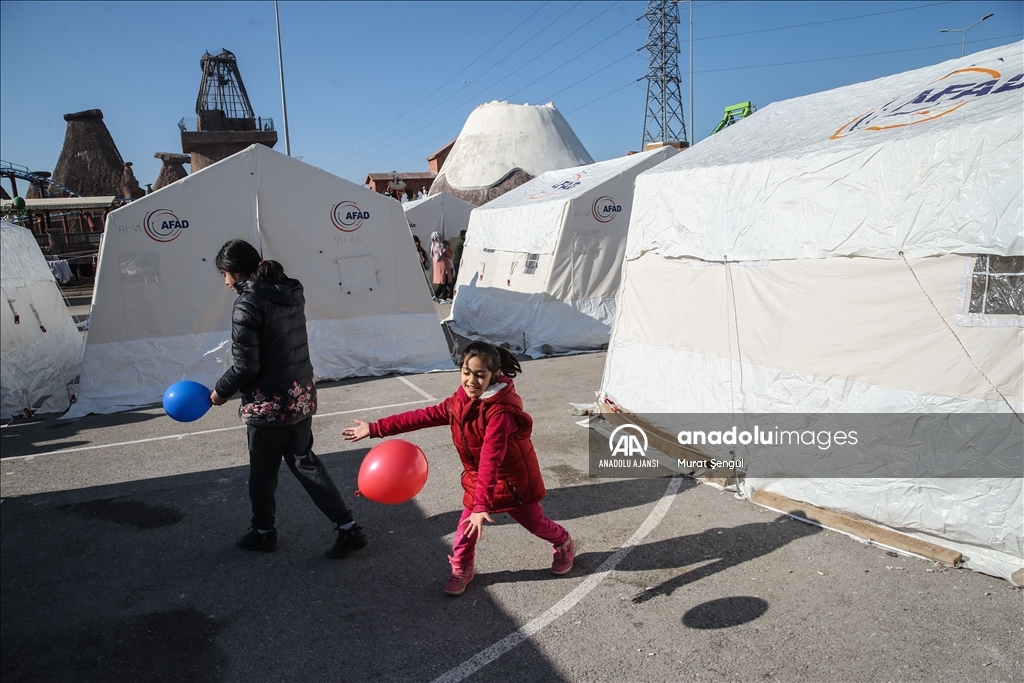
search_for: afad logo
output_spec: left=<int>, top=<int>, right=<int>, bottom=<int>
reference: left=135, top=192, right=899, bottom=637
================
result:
left=592, top=195, right=622, bottom=223
left=331, top=201, right=369, bottom=232
left=608, top=423, right=648, bottom=458
left=831, top=67, right=1023, bottom=140
left=143, top=209, right=190, bottom=242
left=528, top=171, right=588, bottom=200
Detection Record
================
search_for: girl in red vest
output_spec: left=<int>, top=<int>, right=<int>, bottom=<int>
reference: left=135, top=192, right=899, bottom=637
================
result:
left=342, top=341, right=574, bottom=596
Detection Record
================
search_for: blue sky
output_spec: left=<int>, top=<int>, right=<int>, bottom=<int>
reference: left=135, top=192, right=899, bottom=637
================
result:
left=1, top=1, right=1020, bottom=191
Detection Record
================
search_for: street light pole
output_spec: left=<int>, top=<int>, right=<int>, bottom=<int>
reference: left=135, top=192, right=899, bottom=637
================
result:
left=275, top=0, right=292, bottom=156
left=940, top=13, right=994, bottom=58
left=689, top=0, right=693, bottom=145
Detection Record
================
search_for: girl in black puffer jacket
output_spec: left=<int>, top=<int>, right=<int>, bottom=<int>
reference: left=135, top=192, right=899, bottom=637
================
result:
left=210, top=239, right=366, bottom=559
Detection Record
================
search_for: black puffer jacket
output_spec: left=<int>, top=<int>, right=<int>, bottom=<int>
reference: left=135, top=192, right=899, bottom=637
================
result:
left=215, top=277, right=317, bottom=426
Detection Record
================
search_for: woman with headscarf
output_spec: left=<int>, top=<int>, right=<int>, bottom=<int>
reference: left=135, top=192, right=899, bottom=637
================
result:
left=430, top=231, right=454, bottom=303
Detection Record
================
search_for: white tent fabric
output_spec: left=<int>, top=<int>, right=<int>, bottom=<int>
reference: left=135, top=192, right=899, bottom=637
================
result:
left=601, top=43, right=1023, bottom=582
left=67, top=145, right=452, bottom=417
left=1, top=220, right=83, bottom=418
left=448, top=147, right=678, bottom=356
left=403, top=192, right=474, bottom=242
left=433, top=101, right=593, bottom=190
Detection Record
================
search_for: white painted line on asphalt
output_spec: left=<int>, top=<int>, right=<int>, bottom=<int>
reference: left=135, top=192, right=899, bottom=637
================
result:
left=3, top=399, right=430, bottom=462
left=430, top=476, right=686, bottom=683
left=316, top=398, right=429, bottom=421
left=396, top=375, right=437, bottom=402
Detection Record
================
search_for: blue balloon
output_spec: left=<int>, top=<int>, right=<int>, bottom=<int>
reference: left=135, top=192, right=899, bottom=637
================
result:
left=163, top=380, right=212, bottom=422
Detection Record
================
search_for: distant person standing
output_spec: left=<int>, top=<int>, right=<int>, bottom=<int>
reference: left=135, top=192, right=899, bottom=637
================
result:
left=430, top=231, right=454, bottom=303
left=448, top=230, right=466, bottom=284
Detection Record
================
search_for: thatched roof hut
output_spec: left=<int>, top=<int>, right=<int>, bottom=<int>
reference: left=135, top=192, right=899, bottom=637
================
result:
left=151, top=153, right=190, bottom=191
left=32, top=109, right=130, bottom=198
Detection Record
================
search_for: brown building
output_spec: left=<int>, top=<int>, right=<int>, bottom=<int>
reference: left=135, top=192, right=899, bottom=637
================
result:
left=364, top=140, right=457, bottom=201
left=427, top=139, right=456, bottom=175
left=365, top=172, right=435, bottom=201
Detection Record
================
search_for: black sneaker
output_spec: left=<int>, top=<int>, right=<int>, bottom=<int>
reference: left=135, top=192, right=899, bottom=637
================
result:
left=326, top=523, right=367, bottom=559
left=237, top=527, right=278, bottom=552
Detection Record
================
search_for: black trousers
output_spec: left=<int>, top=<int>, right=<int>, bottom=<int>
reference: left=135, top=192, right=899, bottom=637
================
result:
left=433, top=282, right=452, bottom=299
left=246, top=417, right=352, bottom=530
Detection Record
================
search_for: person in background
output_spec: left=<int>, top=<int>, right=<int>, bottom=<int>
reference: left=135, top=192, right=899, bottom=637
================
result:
left=448, top=229, right=466, bottom=285
left=430, top=231, right=454, bottom=303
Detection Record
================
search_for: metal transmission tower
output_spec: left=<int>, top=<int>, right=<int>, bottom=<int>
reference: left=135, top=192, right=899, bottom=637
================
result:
left=641, top=0, right=688, bottom=149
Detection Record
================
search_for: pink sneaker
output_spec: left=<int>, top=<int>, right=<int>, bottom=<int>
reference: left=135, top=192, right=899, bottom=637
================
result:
left=444, top=555, right=474, bottom=596
left=551, top=537, right=575, bottom=575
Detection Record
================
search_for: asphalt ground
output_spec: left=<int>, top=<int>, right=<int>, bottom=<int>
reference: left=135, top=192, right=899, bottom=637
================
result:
left=2, top=333, right=1022, bottom=682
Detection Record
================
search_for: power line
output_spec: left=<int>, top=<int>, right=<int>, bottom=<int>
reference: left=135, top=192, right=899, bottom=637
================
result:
left=688, top=1, right=959, bottom=43
left=693, top=33, right=1022, bottom=74
left=556, top=33, right=1021, bottom=122
left=326, top=3, right=631, bottom=177
left=497, top=1, right=623, bottom=102
left=323, top=1, right=1009, bottom=177
left=307, top=2, right=553, bottom=167
left=505, top=15, right=639, bottom=101
left=321, top=2, right=593, bottom=175
left=539, top=51, right=643, bottom=106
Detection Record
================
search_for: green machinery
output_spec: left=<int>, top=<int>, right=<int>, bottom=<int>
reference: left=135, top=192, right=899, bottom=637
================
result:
left=711, top=102, right=757, bottom=135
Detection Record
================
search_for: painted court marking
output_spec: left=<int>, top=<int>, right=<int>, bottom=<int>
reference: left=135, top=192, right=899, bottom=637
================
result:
left=430, top=476, right=686, bottom=683
left=2, top=399, right=430, bottom=462
left=397, top=375, right=437, bottom=402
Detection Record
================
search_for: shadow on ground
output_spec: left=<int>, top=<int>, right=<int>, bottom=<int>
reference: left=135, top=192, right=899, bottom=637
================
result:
left=1, top=455, right=816, bottom=682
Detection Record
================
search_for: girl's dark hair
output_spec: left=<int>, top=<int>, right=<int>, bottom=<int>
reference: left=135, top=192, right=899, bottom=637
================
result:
left=459, top=341, right=522, bottom=378
left=215, top=239, right=286, bottom=284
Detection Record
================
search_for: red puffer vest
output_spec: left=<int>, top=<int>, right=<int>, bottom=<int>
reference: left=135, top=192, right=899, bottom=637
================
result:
left=447, top=379, right=546, bottom=513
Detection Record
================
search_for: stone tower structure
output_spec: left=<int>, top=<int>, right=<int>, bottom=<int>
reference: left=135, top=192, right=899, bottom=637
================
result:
left=180, top=49, right=277, bottom=171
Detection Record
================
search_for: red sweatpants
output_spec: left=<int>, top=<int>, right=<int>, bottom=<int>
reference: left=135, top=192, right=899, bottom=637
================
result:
left=451, top=501, right=569, bottom=567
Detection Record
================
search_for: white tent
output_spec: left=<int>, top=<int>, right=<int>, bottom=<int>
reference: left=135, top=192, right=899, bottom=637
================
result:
left=600, top=43, right=1023, bottom=582
left=447, top=147, right=679, bottom=357
left=67, top=145, right=452, bottom=417
left=403, top=191, right=474, bottom=242
left=1, top=220, right=83, bottom=419
left=430, top=101, right=594, bottom=205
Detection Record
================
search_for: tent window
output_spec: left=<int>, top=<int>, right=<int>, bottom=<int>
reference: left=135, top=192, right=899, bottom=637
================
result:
left=336, top=255, right=377, bottom=295
left=482, top=248, right=495, bottom=254
left=957, top=255, right=1023, bottom=327
left=523, top=253, right=540, bottom=276
left=119, top=253, right=161, bottom=283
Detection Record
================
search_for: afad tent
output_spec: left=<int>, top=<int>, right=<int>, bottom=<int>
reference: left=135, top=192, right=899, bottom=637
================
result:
left=67, top=145, right=452, bottom=417
left=403, top=191, right=474, bottom=243
left=1, top=220, right=83, bottom=418
left=600, top=43, right=1023, bottom=582
left=448, top=146, right=678, bottom=357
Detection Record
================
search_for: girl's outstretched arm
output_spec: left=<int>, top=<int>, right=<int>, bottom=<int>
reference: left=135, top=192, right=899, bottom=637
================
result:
left=341, top=403, right=449, bottom=441
left=342, top=420, right=370, bottom=442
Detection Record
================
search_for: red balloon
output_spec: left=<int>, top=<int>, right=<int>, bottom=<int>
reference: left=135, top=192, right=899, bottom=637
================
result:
left=357, top=439, right=429, bottom=504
